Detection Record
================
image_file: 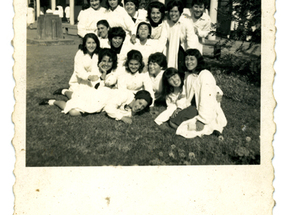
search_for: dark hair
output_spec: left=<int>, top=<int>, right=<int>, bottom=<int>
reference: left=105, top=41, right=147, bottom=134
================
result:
left=125, top=50, right=145, bottom=73
left=134, top=90, right=153, bottom=114
left=80, top=33, right=101, bottom=56
left=105, top=0, right=123, bottom=9
left=166, top=0, right=184, bottom=15
left=148, top=52, right=167, bottom=70
left=161, top=67, right=184, bottom=99
left=191, top=0, right=209, bottom=8
left=124, top=0, right=139, bottom=9
left=184, top=49, right=207, bottom=74
left=136, top=22, right=152, bottom=39
left=108, top=27, right=126, bottom=53
left=97, top=19, right=110, bottom=28
left=98, top=48, right=118, bottom=72
left=147, top=1, right=166, bottom=27
left=82, top=3, right=90, bottom=10
left=87, top=0, right=104, bottom=4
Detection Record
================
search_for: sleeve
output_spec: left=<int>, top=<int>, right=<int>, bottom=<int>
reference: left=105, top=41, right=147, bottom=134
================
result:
left=185, top=19, right=199, bottom=50
left=142, top=73, right=155, bottom=107
left=196, top=71, right=217, bottom=124
left=104, top=93, right=130, bottom=120
left=122, top=8, right=136, bottom=36
left=156, top=20, right=168, bottom=52
left=77, top=11, right=87, bottom=38
left=74, top=51, right=90, bottom=81
left=196, top=17, right=212, bottom=38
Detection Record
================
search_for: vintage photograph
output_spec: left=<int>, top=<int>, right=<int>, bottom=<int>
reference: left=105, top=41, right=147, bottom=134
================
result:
left=25, top=0, right=261, bottom=166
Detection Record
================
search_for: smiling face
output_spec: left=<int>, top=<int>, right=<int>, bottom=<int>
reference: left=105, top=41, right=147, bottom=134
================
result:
left=100, top=55, right=113, bottom=71
left=128, top=59, right=141, bottom=74
left=192, top=4, right=205, bottom=19
left=168, top=74, right=181, bottom=87
left=85, top=37, right=97, bottom=54
left=150, top=8, right=162, bottom=24
left=90, top=0, right=101, bottom=10
left=185, top=55, right=198, bottom=71
left=125, top=2, right=136, bottom=17
left=132, top=99, right=148, bottom=113
left=169, top=6, right=180, bottom=23
left=137, top=24, right=150, bottom=40
left=148, top=61, right=161, bottom=76
left=97, top=24, right=109, bottom=38
left=111, top=36, right=123, bottom=48
left=108, top=0, right=118, bottom=10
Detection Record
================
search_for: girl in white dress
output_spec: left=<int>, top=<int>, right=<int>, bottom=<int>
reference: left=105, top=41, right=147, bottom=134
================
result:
left=124, top=0, right=147, bottom=25
left=96, top=20, right=111, bottom=48
left=77, top=0, right=106, bottom=38
left=104, top=0, right=135, bottom=36
left=154, top=67, right=186, bottom=125
left=117, top=50, right=155, bottom=106
left=169, top=49, right=227, bottom=139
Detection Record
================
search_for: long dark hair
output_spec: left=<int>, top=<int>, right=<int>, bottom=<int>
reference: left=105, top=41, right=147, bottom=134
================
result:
left=125, top=50, right=145, bottom=74
left=161, top=67, right=184, bottom=99
left=98, top=48, right=118, bottom=73
left=79, top=33, right=101, bottom=57
left=147, top=1, right=166, bottom=27
left=183, top=49, right=207, bottom=74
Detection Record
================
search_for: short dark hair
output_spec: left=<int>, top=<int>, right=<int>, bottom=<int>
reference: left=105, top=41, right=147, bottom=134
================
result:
left=98, top=48, right=118, bottom=72
left=136, top=22, right=152, bottom=39
left=183, top=49, right=207, bottom=74
left=147, top=1, right=166, bottom=26
left=191, top=0, right=209, bottom=8
left=97, top=19, right=110, bottom=28
left=135, top=90, right=153, bottom=107
left=108, top=27, right=126, bottom=42
left=124, top=0, right=139, bottom=9
left=166, top=0, right=184, bottom=14
left=148, top=52, right=167, bottom=70
left=161, top=67, right=184, bottom=99
left=80, top=33, right=101, bottom=56
left=105, top=0, right=123, bottom=9
left=125, top=50, right=145, bottom=73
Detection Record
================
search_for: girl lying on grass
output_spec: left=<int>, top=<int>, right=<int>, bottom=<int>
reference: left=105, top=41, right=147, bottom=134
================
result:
left=117, top=49, right=155, bottom=106
left=39, top=88, right=152, bottom=124
left=53, top=48, right=118, bottom=97
left=168, top=48, right=227, bottom=138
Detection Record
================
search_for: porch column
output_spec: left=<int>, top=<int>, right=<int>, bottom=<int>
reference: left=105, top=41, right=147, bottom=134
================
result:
left=51, top=0, right=56, bottom=11
left=36, top=0, right=41, bottom=17
left=70, top=0, right=75, bottom=25
left=209, top=0, right=218, bottom=40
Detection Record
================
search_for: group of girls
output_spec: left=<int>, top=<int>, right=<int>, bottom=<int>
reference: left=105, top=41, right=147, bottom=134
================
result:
left=40, top=0, right=227, bottom=139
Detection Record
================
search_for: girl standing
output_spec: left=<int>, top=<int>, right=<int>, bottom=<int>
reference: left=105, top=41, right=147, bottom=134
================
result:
left=169, top=49, right=227, bottom=138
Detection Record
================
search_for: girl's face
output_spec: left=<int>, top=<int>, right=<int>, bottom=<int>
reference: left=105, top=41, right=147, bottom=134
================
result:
left=132, top=99, right=148, bottom=113
left=90, top=0, right=101, bottom=10
left=150, top=8, right=162, bottom=24
left=192, top=4, right=205, bottom=19
left=128, top=59, right=141, bottom=74
left=86, top=37, right=97, bottom=54
left=108, top=0, right=118, bottom=10
left=168, top=74, right=181, bottom=87
left=138, top=24, right=150, bottom=40
left=148, top=61, right=162, bottom=76
left=111, top=36, right=123, bottom=48
left=100, top=55, right=113, bottom=71
left=125, top=2, right=136, bottom=17
left=185, top=55, right=198, bottom=71
left=169, top=6, right=180, bottom=23
left=97, top=24, right=109, bottom=38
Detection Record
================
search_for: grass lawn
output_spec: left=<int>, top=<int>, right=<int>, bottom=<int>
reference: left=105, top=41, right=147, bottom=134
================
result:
left=26, top=39, right=260, bottom=166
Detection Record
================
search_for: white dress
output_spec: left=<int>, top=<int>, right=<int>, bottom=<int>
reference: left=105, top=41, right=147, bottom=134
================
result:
left=149, top=70, right=164, bottom=100
left=176, top=70, right=227, bottom=138
left=63, top=87, right=134, bottom=121
left=165, top=15, right=199, bottom=69
left=117, top=69, right=155, bottom=106
left=77, top=7, right=107, bottom=38
left=27, top=7, right=35, bottom=25
left=68, top=50, right=100, bottom=92
left=104, top=6, right=135, bottom=36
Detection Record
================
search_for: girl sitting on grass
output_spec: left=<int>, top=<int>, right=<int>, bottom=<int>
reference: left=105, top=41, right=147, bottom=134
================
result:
left=117, top=49, right=155, bottom=106
left=53, top=48, right=118, bottom=97
left=154, top=67, right=186, bottom=125
left=169, top=48, right=227, bottom=138
left=39, top=88, right=152, bottom=124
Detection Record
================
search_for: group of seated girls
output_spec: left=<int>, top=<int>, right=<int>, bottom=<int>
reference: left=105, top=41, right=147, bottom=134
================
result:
left=39, top=0, right=227, bottom=139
